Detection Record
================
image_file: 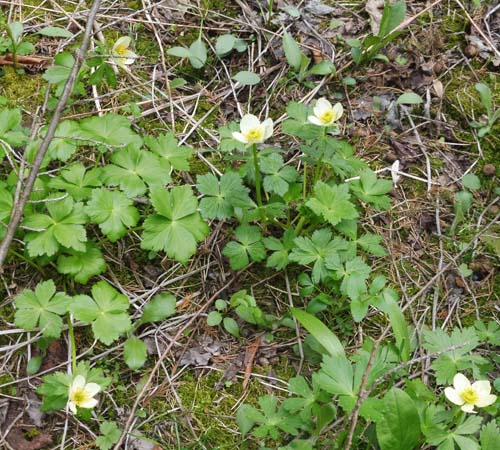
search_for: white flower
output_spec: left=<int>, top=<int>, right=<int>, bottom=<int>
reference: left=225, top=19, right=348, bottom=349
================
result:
left=391, top=160, right=401, bottom=186
left=67, top=375, right=100, bottom=414
left=307, top=98, right=343, bottom=126
left=444, top=373, right=497, bottom=413
left=112, top=36, right=137, bottom=68
left=232, top=114, right=273, bottom=146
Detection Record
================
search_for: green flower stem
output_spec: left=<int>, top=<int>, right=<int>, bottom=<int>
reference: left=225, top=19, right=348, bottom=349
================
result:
left=5, top=27, right=18, bottom=70
left=313, top=127, right=328, bottom=185
left=251, top=144, right=266, bottom=223
left=294, top=216, right=307, bottom=235
left=67, top=314, right=77, bottom=373
left=267, top=0, right=274, bottom=24
left=302, top=162, right=308, bottom=200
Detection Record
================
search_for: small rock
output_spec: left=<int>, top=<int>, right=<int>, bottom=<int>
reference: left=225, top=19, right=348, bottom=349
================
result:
left=483, top=164, right=496, bottom=177
left=464, top=44, right=479, bottom=57
left=258, top=357, right=270, bottom=367
left=433, top=61, right=445, bottom=74
left=384, top=152, right=398, bottom=163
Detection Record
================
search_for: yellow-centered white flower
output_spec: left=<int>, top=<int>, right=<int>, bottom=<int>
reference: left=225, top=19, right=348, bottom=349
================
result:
left=308, top=98, right=343, bottom=126
left=444, top=373, right=496, bottom=413
left=67, top=375, right=100, bottom=414
left=112, top=36, right=137, bottom=68
left=232, top=114, right=273, bottom=146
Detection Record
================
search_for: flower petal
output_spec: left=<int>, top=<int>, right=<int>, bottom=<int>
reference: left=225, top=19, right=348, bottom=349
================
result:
left=475, top=394, right=497, bottom=408
left=84, top=383, right=101, bottom=397
left=472, top=380, right=491, bottom=396
left=461, top=403, right=476, bottom=413
left=307, top=115, right=324, bottom=126
left=444, top=387, right=464, bottom=405
left=240, top=114, right=260, bottom=134
left=332, top=102, right=344, bottom=121
left=453, top=373, right=470, bottom=392
left=79, top=398, right=98, bottom=409
left=262, top=118, right=274, bottom=140
left=232, top=132, right=248, bottom=144
left=313, top=98, right=331, bottom=117
left=113, top=36, right=131, bottom=50
left=114, top=57, right=126, bottom=68
left=71, top=375, right=86, bottom=391
left=68, top=401, right=77, bottom=414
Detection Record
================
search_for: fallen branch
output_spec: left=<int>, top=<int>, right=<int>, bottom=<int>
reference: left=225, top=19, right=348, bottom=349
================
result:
left=0, top=53, right=51, bottom=67
left=0, top=0, right=102, bottom=271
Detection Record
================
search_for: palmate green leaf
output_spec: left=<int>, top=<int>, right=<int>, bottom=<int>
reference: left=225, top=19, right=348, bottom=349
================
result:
left=423, top=327, right=479, bottom=384
left=96, top=421, right=121, bottom=450
left=289, top=228, right=348, bottom=284
left=243, top=395, right=302, bottom=439
left=102, top=145, right=171, bottom=198
left=222, top=224, right=266, bottom=270
left=76, top=114, right=142, bottom=150
left=36, top=370, right=71, bottom=412
left=480, top=421, right=500, bottom=450
left=323, top=140, right=368, bottom=179
left=86, top=188, right=139, bottom=241
left=23, top=195, right=88, bottom=257
left=317, top=353, right=355, bottom=400
left=144, top=133, right=193, bottom=171
left=264, top=228, right=295, bottom=270
left=474, top=320, right=500, bottom=346
left=123, top=337, right=147, bottom=370
left=327, top=256, right=371, bottom=300
left=376, top=388, right=421, bottom=450
left=307, top=181, right=358, bottom=226
left=37, top=361, right=110, bottom=412
left=14, top=280, right=72, bottom=338
left=350, top=170, right=392, bottom=209
left=141, top=185, right=209, bottom=263
left=42, top=52, right=77, bottom=91
left=70, top=281, right=131, bottom=345
left=48, top=163, right=102, bottom=200
left=357, top=233, right=387, bottom=256
left=261, top=153, right=298, bottom=196
left=56, top=243, right=106, bottom=284
left=0, top=108, right=27, bottom=147
left=197, top=172, right=253, bottom=220
left=47, top=120, right=81, bottom=161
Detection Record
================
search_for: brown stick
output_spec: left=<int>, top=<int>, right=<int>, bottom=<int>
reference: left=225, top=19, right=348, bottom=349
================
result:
left=0, top=54, right=51, bottom=66
left=0, top=0, right=102, bottom=271
left=343, top=327, right=390, bottom=450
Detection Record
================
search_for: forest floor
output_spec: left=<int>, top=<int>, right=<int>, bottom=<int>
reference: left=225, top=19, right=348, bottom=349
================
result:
left=0, top=0, right=499, bottom=449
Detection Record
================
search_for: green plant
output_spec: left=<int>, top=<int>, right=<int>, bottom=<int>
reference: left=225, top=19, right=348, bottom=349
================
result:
left=1, top=20, right=35, bottom=70
left=167, top=36, right=208, bottom=69
left=347, top=1, right=406, bottom=65
left=206, top=290, right=276, bottom=338
left=282, top=30, right=336, bottom=82
left=470, top=83, right=500, bottom=137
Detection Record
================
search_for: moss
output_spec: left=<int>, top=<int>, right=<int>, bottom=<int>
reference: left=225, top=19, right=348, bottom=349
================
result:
left=0, top=66, right=44, bottom=111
